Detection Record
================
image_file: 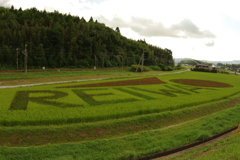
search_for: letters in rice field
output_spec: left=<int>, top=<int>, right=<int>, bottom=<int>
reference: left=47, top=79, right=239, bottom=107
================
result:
left=9, top=85, right=215, bottom=110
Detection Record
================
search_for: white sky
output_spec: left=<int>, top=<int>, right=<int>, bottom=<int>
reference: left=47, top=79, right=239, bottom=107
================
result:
left=1, top=0, right=240, bottom=61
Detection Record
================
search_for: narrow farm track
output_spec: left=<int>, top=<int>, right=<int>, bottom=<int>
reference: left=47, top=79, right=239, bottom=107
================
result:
left=0, top=77, right=105, bottom=89
left=0, top=70, right=189, bottom=89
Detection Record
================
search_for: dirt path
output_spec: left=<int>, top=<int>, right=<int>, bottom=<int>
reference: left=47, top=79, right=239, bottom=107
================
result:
left=0, top=70, right=189, bottom=89
left=0, top=77, right=104, bottom=89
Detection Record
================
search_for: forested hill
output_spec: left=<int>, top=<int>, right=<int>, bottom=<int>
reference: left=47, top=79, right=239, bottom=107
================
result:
left=0, top=6, right=174, bottom=69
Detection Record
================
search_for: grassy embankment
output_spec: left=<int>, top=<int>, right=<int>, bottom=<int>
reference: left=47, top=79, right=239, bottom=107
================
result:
left=167, top=128, right=240, bottom=160
left=0, top=105, right=240, bottom=160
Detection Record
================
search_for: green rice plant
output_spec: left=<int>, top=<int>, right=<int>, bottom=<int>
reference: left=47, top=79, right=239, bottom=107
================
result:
left=129, top=85, right=191, bottom=97
left=1, top=71, right=240, bottom=159
left=0, top=105, right=239, bottom=160
left=114, top=87, right=155, bottom=100
left=1, top=92, right=240, bottom=146
left=10, top=90, right=81, bottom=110
left=0, top=87, right=239, bottom=124
left=1, top=72, right=240, bottom=126
left=72, top=88, right=138, bottom=106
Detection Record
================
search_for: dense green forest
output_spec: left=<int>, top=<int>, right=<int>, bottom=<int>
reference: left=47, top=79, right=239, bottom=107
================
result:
left=0, top=6, right=174, bottom=70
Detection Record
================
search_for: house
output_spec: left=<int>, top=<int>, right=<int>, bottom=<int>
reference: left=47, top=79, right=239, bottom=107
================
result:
left=195, top=64, right=212, bottom=70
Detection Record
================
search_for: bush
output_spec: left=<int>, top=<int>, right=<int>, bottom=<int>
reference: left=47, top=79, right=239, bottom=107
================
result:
left=219, top=71, right=230, bottom=74
left=130, top=65, right=150, bottom=72
left=149, top=66, right=162, bottom=71
left=211, top=69, right=218, bottom=73
left=191, top=68, right=209, bottom=72
left=191, top=67, right=219, bottom=73
left=158, top=64, right=174, bottom=71
left=174, top=64, right=183, bottom=70
left=163, top=66, right=174, bottom=71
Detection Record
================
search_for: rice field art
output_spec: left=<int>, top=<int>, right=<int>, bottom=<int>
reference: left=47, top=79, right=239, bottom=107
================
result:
left=171, top=79, right=233, bottom=87
left=1, top=71, right=240, bottom=160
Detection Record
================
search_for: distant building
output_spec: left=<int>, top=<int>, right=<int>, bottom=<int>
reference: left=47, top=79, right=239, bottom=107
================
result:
left=195, top=64, right=212, bottom=70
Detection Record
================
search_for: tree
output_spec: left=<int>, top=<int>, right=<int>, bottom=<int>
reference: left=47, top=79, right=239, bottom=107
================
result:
left=115, top=27, right=121, bottom=34
left=88, top=16, right=94, bottom=22
left=0, top=6, right=174, bottom=69
left=179, top=59, right=203, bottom=66
left=10, top=5, right=14, bottom=11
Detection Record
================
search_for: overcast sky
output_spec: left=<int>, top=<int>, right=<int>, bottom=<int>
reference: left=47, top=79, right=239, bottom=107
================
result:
left=1, top=0, right=240, bottom=61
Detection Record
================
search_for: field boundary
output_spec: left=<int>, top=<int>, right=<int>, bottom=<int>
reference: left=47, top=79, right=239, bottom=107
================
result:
left=0, top=70, right=189, bottom=89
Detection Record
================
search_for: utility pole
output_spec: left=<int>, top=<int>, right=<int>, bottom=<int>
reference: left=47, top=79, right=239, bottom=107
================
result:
left=94, top=55, right=97, bottom=70
left=136, top=55, right=142, bottom=72
left=16, top=48, right=19, bottom=70
left=119, top=52, right=124, bottom=70
left=101, top=53, right=108, bottom=68
left=141, top=54, right=144, bottom=72
left=102, top=53, right=105, bottom=68
left=120, top=55, right=123, bottom=70
left=24, top=44, right=27, bottom=73
left=141, top=49, right=147, bottom=72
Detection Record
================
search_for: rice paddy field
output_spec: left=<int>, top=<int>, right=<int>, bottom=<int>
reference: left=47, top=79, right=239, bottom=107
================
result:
left=0, top=69, right=240, bottom=160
